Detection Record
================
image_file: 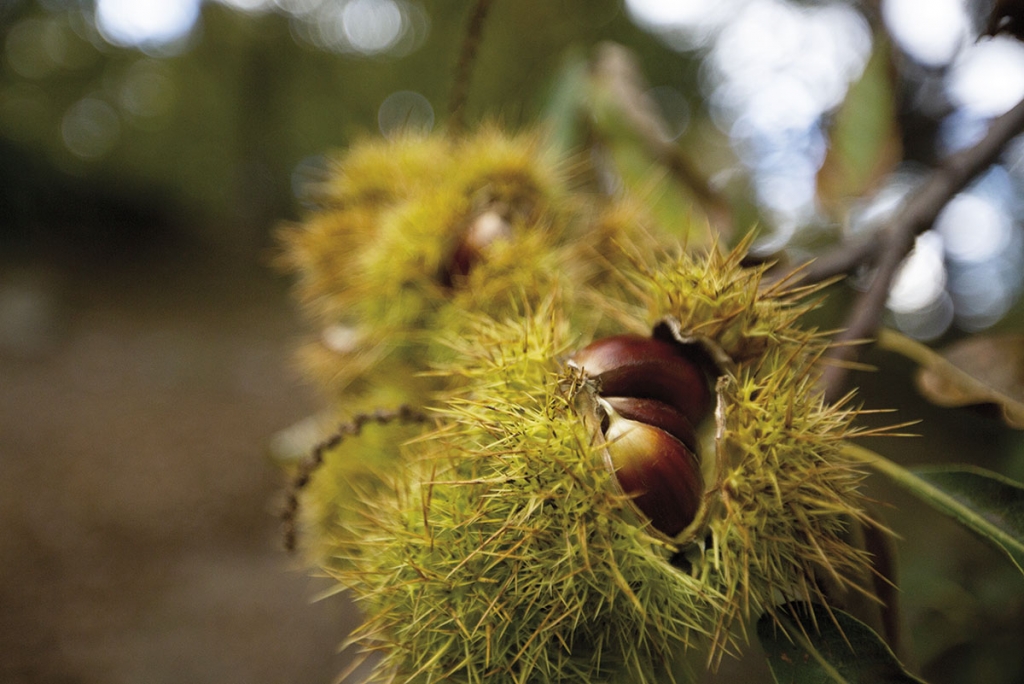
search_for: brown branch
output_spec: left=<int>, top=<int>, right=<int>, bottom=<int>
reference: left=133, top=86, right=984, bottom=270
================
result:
left=281, top=405, right=430, bottom=553
left=447, top=0, right=495, bottom=134
left=789, top=234, right=879, bottom=285
left=820, top=95, right=1024, bottom=402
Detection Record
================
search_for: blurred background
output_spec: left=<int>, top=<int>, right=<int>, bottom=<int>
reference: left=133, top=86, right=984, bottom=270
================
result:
left=2, top=0, right=1024, bottom=682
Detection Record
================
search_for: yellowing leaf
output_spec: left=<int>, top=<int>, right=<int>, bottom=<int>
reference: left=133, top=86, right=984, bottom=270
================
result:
left=817, top=37, right=902, bottom=214
left=879, top=329, right=1024, bottom=429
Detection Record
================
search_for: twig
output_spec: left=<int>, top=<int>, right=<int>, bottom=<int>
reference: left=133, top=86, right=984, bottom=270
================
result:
left=281, top=405, right=429, bottom=552
left=789, top=234, right=879, bottom=286
left=819, top=95, right=1024, bottom=402
left=447, top=0, right=495, bottom=134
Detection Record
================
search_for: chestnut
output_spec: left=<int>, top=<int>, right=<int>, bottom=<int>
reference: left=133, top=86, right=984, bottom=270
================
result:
left=601, top=405, right=703, bottom=538
left=572, top=333, right=714, bottom=539
left=569, top=334, right=711, bottom=426
left=602, top=396, right=697, bottom=452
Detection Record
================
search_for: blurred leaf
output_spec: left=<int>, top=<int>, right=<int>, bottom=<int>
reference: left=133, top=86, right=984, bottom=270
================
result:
left=878, top=329, right=1024, bottom=429
left=585, top=43, right=726, bottom=246
left=539, top=49, right=591, bottom=158
left=912, top=466, right=1024, bottom=573
left=843, top=443, right=1024, bottom=575
left=758, top=602, right=926, bottom=684
left=817, top=36, right=901, bottom=214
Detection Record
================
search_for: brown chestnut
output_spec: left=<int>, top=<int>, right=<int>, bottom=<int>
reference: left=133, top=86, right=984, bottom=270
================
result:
left=602, top=406, right=703, bottom=538
left=602, top=396, right=697, bottom=452
left=569, top=334, right=712, bottom=427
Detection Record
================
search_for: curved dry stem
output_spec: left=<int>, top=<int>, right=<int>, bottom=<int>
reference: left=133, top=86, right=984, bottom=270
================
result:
left=281, top=404, right=429, bottom=552
left=447, top=0, right=496, bottom=133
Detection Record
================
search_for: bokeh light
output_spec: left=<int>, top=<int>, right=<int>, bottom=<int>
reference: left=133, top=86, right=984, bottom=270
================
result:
left=287, top=0, right=428, bottom=57
left=377, top=89, right=434, bottom=138
left=881, top=0, right=969, bottom=67
left=85, top=0, right=429, bottom=58
left=5, top=18, right=60, bottom=80
left=95, top=0, right=202, bottom=52
left=629, top=0, right=871, bottom=236
left=848, top=168, right=923, bottom=238
left=626, top=0, right=1024, bottom=335
left=2, top=0, right=1021, bottom=336
left=888, top=231, right=947, bottom=314
left=950, top=263, right=1020, bottom=331
left=216, top=0, right=276, bottom=11
left=61, top=96, right=121, bottom=159
left=118, top=59, right=177, bottom=131
left=947, top=36, right=1024, bottom=118
left=624, top=0, right=745, bottom=50
left=343, top=0, right=404, bottom=53
left=891, top=291, right=955, bottom=341
left=936, top=193, right=1013, bottom=264
left=707, top=0, right=870, bottom=230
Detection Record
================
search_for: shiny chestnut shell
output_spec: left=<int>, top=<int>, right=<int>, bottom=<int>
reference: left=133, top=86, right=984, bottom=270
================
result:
left=571, top=333, right=716, bottom=539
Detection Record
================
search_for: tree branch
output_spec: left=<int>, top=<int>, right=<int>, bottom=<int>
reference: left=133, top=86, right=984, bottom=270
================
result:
left=820, top=95, right=1024, bottom=402
left=447, top=0, right=495, bottom=134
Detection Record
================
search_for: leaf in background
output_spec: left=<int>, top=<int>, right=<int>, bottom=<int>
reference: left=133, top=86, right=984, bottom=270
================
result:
left=538, top=49, right=591, bottom=159
left=912, top=465, right=1024, bottom=573
left=843, top=443, right=1024, bottom=576
left=879, top=329, right=1024, bottom=429
left=585, top=43, right=728, bottom=247
left=817, top=36, right=902, bottom=215
left=758, top=602, right=926, bottom=684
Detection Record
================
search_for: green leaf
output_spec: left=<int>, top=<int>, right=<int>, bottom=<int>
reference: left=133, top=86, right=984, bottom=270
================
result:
left=843, top=444, right=1024, bottom=575
left=539, top=49, right=591, bottom=158
left=759, top=602, right=926, bottom=684
left=817, top=36, right=902, bottom=213
left=912, top=466, right=1024, bottom=572
left=878, top=329, right=1024, bottom=429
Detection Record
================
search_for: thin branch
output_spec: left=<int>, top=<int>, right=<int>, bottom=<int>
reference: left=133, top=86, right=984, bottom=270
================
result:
left=447, top=0, right=495, bottom=134
left=820, top=95, right=1024, bottom=402
left=281, top=405, right=429, bottom=552
left=789, top=234, right=879, bottom=286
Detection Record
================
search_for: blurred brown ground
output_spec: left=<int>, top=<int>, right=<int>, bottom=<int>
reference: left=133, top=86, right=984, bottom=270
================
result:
left=0, top=242, right=358, bottom=684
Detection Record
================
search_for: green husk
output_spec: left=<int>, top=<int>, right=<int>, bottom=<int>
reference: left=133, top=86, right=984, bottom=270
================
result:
left=339, top=301, right=724, bottom=683
left=279, top=127, right=681, bottom=563
left=328, top=245, right=883, bottom=682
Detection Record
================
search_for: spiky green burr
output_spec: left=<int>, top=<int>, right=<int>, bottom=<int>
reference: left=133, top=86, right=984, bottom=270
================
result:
left=328, top=243, right=885, bottom=682
left=278, top=126, right=678, bottom=562
left=339, top=302, right=723, bottom=683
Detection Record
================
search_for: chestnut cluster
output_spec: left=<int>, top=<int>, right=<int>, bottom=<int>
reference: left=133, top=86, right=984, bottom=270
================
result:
left=568, top=334, right=714, bottom=538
